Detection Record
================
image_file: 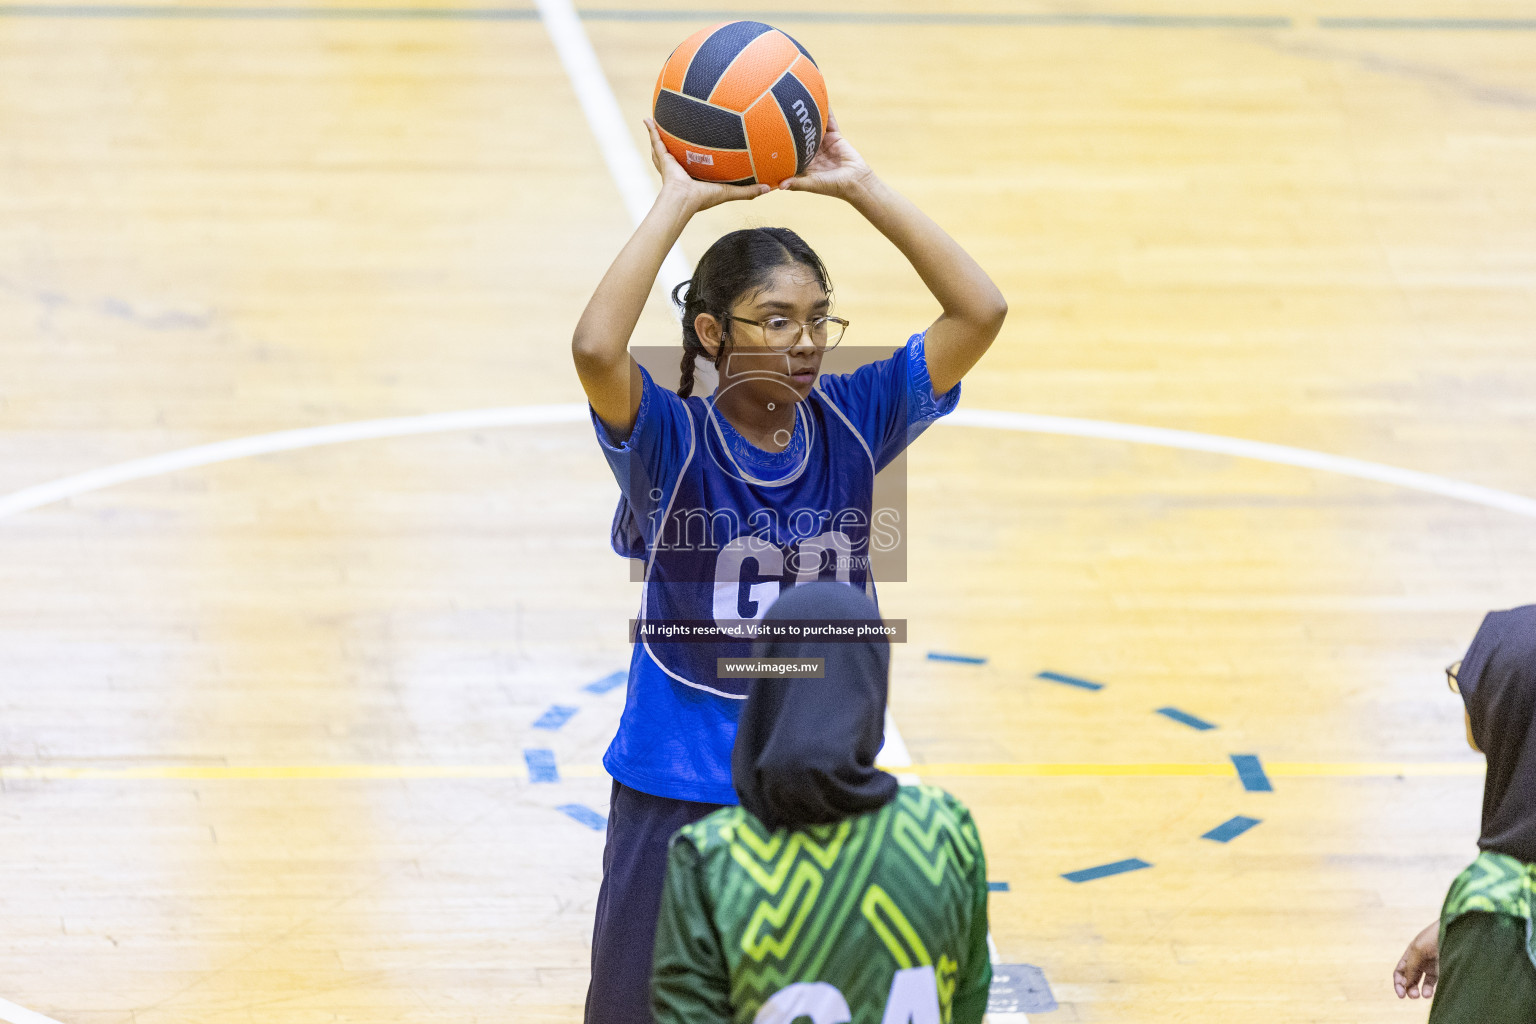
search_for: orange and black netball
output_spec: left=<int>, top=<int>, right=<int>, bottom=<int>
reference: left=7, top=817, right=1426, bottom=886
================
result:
left=652, top=21, right=831, bottom=188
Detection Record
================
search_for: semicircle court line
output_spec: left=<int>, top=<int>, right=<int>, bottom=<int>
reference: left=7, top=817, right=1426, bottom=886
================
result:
left=1, top=403, right=1534, bottom=522
left=0, top=997, right=66, bottom=1024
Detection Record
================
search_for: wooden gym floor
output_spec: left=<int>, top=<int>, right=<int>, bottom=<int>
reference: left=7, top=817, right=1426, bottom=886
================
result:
left=2, top=1, right=1535, bottom=1021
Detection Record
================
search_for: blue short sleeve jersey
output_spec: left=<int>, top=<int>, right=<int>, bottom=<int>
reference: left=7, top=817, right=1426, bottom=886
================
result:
left=590, top=332, right=960, bottom=803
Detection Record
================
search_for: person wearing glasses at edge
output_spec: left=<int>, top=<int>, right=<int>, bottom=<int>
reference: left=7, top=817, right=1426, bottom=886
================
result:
left=1394, top=605, right=1536, bottom=1022
left=570, top=111, right=1007, bottom=1024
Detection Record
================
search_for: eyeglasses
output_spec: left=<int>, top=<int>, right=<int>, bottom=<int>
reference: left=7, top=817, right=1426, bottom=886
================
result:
left=727, top=315, right=849, bottom=352
left=1446, top=660, right=1463, bottom=694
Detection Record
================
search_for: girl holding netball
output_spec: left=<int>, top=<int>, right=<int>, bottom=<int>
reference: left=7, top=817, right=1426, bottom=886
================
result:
left=571, top=112, right=1006, bottom=1024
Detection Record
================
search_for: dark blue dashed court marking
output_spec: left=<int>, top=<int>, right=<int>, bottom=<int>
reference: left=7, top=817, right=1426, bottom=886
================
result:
left=1231, top=754, right=1273, bottom=792
left=1062, top=858, right=1151, bottom=883
left=524, top=749, right=559, bottom=783
left=584, top=671, right=626, bottom=695
left=988, top=881, right=1011, bottom=892
left=1157, top=706, right=1216, bottom=730
left=1037, top=670, right=1104, bottom=691
left=558, top=804, right=607, bottom=830
left=928, top=651, right=987, bottom=665
left=533, top=705, right=578, bottom=730
left=1203, top=815, right=1261, bottom=842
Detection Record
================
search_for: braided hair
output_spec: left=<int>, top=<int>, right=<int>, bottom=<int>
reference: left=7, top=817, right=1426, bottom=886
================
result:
left=671, top=227, right=832, bottom=398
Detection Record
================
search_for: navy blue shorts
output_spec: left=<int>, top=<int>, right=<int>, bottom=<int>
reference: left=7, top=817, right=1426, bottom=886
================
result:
left=584, top=780, right=727, bottom=1024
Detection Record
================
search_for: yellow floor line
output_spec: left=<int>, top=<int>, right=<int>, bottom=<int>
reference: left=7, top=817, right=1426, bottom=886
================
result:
left=0, top=763, right=602, bottom=781
left=1265, top=761, right=1485, bottom=777
left=0, top=761, right=1485, bottom=781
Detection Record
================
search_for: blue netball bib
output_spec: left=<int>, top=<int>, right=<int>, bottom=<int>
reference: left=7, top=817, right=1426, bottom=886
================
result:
left=591, top=333, right=958, bottom=803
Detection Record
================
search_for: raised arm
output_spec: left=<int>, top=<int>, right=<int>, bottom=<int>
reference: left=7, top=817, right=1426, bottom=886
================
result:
left=572, top=120, right=767, bottom=437
left=781, top=115, right=1007, bottom=396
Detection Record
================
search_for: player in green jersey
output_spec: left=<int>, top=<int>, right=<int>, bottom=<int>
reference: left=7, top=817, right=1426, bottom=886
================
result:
left=1393, top=605, right=1536, bottom=1022
left=651, top=583, right=992, bottom=1024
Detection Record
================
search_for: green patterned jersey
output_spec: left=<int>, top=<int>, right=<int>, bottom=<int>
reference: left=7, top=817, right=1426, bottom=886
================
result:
left=1441, top=850, right=1536, bottom=970
left=652, top=785, right=991, bottom=1024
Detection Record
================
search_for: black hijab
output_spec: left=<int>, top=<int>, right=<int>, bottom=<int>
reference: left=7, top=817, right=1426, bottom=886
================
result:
left=731, top=583, right=900, bottom=831
left=1459, top=604, right=1536, bottom=863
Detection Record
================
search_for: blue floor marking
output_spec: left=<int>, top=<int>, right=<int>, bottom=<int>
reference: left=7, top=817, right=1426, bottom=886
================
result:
left=1203, top=815, right=1262, bottom=842
left=1231, top=754, right=1273, bottom=792
left=988, top=881, right=1011, bottom=892
left=928, top=651, right=987, bottom=665
left=1156, top=706, right=1216, bottom=730
left=533, top=705, right=578, bottom=730
left=524, top=749, right=559, bottom=784
left=583, top=670, right=626, bottom=695
left=1037, top=670, right=1104, bottom=691
left=1062, top=858, right=1152, bottom=883
left=558, top=804, right=607, bottom=831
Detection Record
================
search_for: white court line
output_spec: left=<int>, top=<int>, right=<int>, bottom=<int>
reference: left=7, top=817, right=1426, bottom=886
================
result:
left=0, top=405, right=588, bottom=521
left=5, top=404, right=1534, bottom=524
left=532, top=0, right=716, bottom=387
left=0, top=996, right=66, bottom=1024
left=532, top=0, right=692, bottom=297
left=879, top=708, right=922, bottom=786
left=946, top=409, right=1536, bottom=518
